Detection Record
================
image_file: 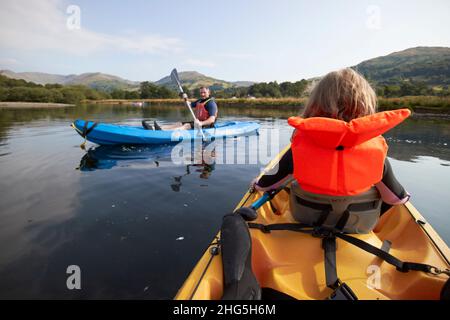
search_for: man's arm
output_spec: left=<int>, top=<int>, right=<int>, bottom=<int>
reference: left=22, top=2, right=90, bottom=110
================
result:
left=199, top=116, right=216, bottom=126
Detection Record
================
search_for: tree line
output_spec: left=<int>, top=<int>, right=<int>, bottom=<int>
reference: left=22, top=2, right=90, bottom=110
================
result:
left=212, top=80, right=309, bottom=98
left=0, top=75, right=111, bottom=104
left=0, top=75, right=182, bottom=103
left=1, top=74, right=448, bottom=104
left=375, top=80, right=449, bottom=97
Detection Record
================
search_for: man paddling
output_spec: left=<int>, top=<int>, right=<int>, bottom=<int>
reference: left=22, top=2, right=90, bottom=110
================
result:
left=145, top=86, right=218, bottom=130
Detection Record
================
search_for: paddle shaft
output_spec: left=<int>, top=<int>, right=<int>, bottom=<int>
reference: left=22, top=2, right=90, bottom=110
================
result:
left=250, top=177, right=295, bottom=210
left=170, top=69, right=205, bottom=140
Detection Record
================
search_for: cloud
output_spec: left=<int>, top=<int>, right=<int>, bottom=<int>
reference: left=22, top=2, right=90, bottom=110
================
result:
left=185, top=59, right=216, bottom=68
left=0, top=0, right=183, bottom=56
left=0, top=58, right=21, bottom=67
left=217, top=53, right=256, bottom=59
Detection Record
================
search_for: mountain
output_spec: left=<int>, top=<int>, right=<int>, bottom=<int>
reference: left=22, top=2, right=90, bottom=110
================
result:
left=0, top=69, right=255, bottom=92
left=0, top=70, right=139, bottom=92
left=0, top=70, right=67, bottom=85
left=3, top=47, right=448, bottom=94
left=155, top=71, right=255, bottom=91
left=354, top=47, right=450, bottom=86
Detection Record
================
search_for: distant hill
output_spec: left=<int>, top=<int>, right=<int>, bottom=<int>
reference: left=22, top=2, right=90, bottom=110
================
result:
left=354, top=47, right=450, bottom=86
left=0, top=70, right=68, bottom=85
left=155, top=71, right=255, bottom=91
left=0, top=70, right=139, bottom=92
left=0, top=69, right=255, bottom=92
left=2, top=46, right=448, bottom=95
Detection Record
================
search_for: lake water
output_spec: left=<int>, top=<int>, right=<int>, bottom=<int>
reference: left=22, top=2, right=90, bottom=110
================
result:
left=0, top=104, right=449, bottom=299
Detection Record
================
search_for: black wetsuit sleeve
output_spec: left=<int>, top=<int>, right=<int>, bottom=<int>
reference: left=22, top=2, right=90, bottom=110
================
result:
left=382, top=159, right=408, bottom=198
left=256, top=147, right=294, bottom=189
left=377, top=158, right=410, bottom=212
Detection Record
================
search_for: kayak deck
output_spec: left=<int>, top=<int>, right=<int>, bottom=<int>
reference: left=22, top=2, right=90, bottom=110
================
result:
left=72, top=119, right=260, bottom=145
left=175, top=187, right=450, bottom=300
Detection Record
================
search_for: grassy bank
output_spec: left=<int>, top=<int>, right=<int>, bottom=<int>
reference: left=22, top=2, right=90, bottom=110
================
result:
left=378, top=96, right=450, bottom=113
left=86, top=98, right=304, bottom=108
left=84, top=96, right=450, bottom=113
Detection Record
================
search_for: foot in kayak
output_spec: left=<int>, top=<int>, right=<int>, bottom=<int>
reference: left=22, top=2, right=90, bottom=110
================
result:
left=141, top=120, right=154, bottom=130
left=154, top=121, right=162, bottom=130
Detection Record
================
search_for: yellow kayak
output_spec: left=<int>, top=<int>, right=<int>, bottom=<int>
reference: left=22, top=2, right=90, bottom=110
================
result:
left=175, top=149, right=450, bottom=300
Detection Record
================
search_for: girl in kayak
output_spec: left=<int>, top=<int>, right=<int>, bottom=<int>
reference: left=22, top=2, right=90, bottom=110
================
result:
left=254, top=68, right=410, bottom=213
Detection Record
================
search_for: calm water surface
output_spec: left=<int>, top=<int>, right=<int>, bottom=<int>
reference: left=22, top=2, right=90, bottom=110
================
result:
left=0, top=104, right=449, bottom=299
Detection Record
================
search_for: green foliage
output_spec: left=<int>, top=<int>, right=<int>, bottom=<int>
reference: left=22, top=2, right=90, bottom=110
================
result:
left=375, top=80, right=442, bottom=97
left=0, top=87, right=8, bottom=101
left=60, top=87, right=86, bottom=104
left=49, top=89, right=64, bottom=102
left=44, top=83, right=63, bottom=89
left=140, top=81, right=177, bottom=99
left=0, top=75, right=40, bottom=88
left=7, top=87, right=52, bottom=102
left=111, top=89, right=126, bottom=99
left=212, top=80, right=308, bottom=99
left=125, top=91, right=140, bottom=99
left=0, top=74, right=112, bottom=104
left=378, top=96, right=450, bottom=112
left=181, top=85, right=191, bottom=97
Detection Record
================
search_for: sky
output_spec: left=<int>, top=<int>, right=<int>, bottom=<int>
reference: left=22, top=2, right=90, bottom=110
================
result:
left=0, top=0, right=449, bottom=82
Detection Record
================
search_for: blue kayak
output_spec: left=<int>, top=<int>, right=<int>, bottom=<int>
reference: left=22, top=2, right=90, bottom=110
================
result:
left=72, top=119, right=260, bottom=145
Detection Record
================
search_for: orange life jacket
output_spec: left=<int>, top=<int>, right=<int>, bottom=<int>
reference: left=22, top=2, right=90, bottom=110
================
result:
left=194, top=98, right=217, bottom=121
left=287, top=109, right=411, bottom=196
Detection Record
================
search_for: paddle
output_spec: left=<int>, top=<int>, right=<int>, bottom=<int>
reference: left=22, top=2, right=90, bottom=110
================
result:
left=235, top=177, right=295, bottom=221
left=170, top=68, right=206, bottom=140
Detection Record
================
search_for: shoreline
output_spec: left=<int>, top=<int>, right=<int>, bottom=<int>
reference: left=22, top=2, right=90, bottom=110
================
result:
left=83, top=96, right=450, bottom=114
left=1, top=98, right=449, bottom=116
left=0, top=102, right=75, bottom=109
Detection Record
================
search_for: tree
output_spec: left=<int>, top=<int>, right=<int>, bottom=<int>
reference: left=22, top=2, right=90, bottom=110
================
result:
left=0, top=87, right=8, bottom=101
left=60, top=88, right=85, bottom=104
left=7, top=87, right=32, bottom=101
left=49, top=89, right=64, bottom=103
left=384, top=85, right=401, bottom=97
left=111, top=89, right=126, bottom=99
left=125, top=91, right=140, bottom=99
left=45, top=83, right=63, bottom=89
left=140, top=81, right=159, bottom=99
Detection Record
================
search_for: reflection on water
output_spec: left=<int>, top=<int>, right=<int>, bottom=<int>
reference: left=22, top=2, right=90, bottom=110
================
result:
left=385, top=117, right=450, bottom=163
left=78, top=144, right=177, bottom=171
left=78, top=143, right=218, bottom=193
left=0, top=104, right=449, bottom=299
left=170, top=163, right=216, bottom=192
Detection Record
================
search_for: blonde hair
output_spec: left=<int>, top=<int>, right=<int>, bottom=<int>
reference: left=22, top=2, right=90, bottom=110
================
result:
left=303, top=68, right=377, bottom=121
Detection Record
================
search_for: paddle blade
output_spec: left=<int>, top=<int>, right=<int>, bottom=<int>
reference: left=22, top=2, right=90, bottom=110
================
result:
left=170, top=68, right=183, bottom=93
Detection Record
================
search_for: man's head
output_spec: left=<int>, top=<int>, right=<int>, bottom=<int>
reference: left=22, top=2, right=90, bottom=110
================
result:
left=199, top=87, right=210, bottom=99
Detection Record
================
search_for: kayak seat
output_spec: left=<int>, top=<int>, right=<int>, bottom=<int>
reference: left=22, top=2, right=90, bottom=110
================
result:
left=220, top=213, right=261, bottom=300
